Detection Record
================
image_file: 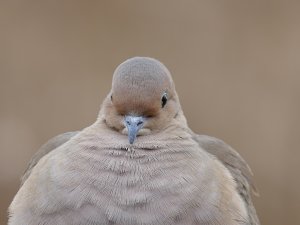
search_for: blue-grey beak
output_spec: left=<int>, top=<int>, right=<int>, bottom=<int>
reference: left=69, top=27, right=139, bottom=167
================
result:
left=124, top=116, right=145, bottom=144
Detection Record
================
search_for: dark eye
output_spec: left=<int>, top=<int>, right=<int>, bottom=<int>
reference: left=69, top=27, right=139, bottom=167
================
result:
left=161, top=92, right=168, bottom=108
left=111, top=95, right=113, bottom=102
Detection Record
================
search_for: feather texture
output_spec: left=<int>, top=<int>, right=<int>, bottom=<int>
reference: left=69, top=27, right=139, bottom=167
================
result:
left=9, top=57, right=259, bottom=225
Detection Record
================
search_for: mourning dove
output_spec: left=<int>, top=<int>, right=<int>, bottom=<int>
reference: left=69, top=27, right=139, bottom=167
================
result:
left=8, top=57, right=260, bottom=225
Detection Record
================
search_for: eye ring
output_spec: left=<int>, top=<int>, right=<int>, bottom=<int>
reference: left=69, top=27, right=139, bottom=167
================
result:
left=161, top=92, right=168, bottom=108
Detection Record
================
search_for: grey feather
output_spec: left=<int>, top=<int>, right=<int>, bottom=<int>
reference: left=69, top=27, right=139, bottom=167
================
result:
left=193, top=134, right=260, bottom=225
left=21, top=131, right=79, bottom=185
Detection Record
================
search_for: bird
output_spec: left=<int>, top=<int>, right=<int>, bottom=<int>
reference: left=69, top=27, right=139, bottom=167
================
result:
left=8, top=57, right=260, bottom=225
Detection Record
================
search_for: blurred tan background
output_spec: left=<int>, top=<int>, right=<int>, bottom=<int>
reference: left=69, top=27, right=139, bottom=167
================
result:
left=1, top=0, right=300, bottom=224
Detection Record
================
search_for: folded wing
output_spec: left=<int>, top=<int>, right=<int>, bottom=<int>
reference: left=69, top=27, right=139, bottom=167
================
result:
left=21, top=131, right=79, bottom=185
left=193, top=134, right=260, bottom=225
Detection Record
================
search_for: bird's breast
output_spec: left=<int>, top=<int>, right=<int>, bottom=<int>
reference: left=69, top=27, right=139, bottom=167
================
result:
left=62, top=138, right=206, bottom=225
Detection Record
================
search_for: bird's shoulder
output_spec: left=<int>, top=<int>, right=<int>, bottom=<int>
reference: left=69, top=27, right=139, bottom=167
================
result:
left=192, top=134, right=258, bottom=194
left=192, top=134, right=260, bottom=225
left=21, top=131, right=79, bottom=185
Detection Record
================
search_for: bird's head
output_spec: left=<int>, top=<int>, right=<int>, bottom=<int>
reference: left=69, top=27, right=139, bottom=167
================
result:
left=100, top=57, right=183, bottom=144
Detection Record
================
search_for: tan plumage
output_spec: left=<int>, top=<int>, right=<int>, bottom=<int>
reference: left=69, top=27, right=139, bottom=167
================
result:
left=9, top=57, right=260, bottom=225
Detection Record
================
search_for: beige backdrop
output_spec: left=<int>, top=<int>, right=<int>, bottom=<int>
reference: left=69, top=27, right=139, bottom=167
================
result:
left=1, top=1, right=300, bottom=224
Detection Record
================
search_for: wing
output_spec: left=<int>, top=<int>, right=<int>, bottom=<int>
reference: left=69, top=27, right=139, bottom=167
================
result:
left=192, top=134, right=260, bottom=225
left=21, top=131, right=80, bottom=185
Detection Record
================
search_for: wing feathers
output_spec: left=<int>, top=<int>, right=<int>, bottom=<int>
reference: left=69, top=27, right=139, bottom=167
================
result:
left=21, top=131, right=79, bottom=185
left=193, top=134, right=260, bottom=225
